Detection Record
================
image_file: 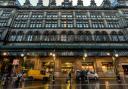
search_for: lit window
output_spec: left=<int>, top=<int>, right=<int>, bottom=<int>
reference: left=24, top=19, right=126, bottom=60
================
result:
left=0, top=19, right=8, bottom=26
left=16, top=32, right=24, bottom=41
left=9, top=32, right=16, bottom=41
left=14, top=20, right=27, bottom=28
left=110, top=31, right=119, bottom=42
left=17, top=14, right=29, bottom=18
left=30, top=20, right=42, bottom=28
left=118, top=31, right=126, bottom=41
left=2, top=10, right=12, bottom=17
left=61, top=20, right=73, bottom=28
left=45, top=20, right=58, bottom=28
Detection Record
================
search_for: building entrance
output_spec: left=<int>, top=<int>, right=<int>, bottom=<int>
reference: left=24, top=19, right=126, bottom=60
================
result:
left=42, top=62, right=54, bottom=74
left=122, top=65, right=128, bottom=75
left=61, top=62, right=74, bottom=78
left=81, top=62, right=94, bottom=71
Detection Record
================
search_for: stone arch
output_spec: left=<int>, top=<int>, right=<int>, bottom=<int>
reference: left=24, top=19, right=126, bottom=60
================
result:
left=101, top=31, right=110, bottom=42
left=61, top=31, right=67, bottom=35
left=85, top=31, right=92, bottom=41
left=50, top=31, right=58, bottom=41
left=43, top=31, right=50, bottom=35
left=110, top=31, right=118, bottom=41
left=77, top=31, right=84, bottom=35
left=110, top=31, right=118, bottom=35
left=50, top=31, right=57, bottom=35
left=9, top=31, right=17, bottom=41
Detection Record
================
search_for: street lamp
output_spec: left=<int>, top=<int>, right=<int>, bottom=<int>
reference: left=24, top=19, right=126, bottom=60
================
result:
left=115, top=54, right=119, bottom=58
left=83, top=53, right=87, bottom=62
left=112, top=53, right=119, bottom=77
left=84, top=53, right=87, bottom=58
left=50, top=52, right=56, bottom=83
left=3, top=52, right=8, bottom=56
left=21, top=53, right=24, bottom=57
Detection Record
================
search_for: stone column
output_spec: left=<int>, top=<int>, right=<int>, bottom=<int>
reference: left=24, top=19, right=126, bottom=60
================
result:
left=95, top=58, right=103, bottom=77
left=34, top=57, right=41, bottom=70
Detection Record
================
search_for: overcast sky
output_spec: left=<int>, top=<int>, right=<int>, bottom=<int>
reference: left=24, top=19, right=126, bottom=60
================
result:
left=19, top=0, right=104, bottom=6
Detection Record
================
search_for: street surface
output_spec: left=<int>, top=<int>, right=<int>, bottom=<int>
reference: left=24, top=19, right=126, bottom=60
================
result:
left=1, top=77, right=128, bottom=89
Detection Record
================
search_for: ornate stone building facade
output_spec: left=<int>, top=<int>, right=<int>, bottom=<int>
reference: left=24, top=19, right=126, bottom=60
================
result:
left=0, top=0, right=128, bottom=78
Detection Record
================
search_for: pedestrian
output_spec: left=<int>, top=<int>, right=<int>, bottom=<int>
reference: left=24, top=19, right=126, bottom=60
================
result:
left=66, top=71, right=71, bottom=83
left=116, top=74, right=121, bottom=83
left=14, top=72, right=23, bottom=88
left=1, top=74, right=8, bottom=89
left=14, top=76, right=20, bottom=88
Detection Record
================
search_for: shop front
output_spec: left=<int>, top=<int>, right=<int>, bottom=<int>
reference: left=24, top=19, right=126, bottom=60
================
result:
left=1, top=55, right=128, bottom=78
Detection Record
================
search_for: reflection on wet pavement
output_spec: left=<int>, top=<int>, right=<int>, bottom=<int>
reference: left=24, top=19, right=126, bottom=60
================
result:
left=1, top=78, right=128, bottom=89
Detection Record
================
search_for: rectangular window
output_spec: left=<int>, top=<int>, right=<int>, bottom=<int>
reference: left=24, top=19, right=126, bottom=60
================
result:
left=30, top=20, right=42, bottom=28
left=61, top=20, right=73, bottom=28
left=61, top=12, right=73, bottom=19
left=90, top=12, right=102, bottom=18
left=14, top=20, right=27, bottom=28
left=92, top=20, right=104, bottom=28
left=0, top=19, right=8, bottom=26
left=17, top=12, right=29, bottom=18
left=107, top=20, right=119, bottom=28
left=76, top=20, right=89, bottom=28
left=46, top=12, right=58, bottom=18
left=104, top=12, right=117, bottom=18
left=31, top=13, right=44, bottom=18
left=2, top=10, right=12, bottom=17
left=45, top=20, right=58, bottom=28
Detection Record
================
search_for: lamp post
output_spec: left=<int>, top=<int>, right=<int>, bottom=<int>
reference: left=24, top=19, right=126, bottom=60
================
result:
left=83, top=53, right=90, bottom=88
left=112, top=53, right=119, bottom=77
left=2, top=52, right=8, bottom=76
left=50, top=52, right=56, bottom=84
left=83, top=53, right=87, bottom=69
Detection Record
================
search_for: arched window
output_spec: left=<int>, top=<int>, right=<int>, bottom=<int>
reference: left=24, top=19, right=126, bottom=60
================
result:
left=85, top=31, right=92, bottom=41
left=25, top=31, right=33, bottom=41
left=0, top=32, right=2, bottom=40
left=94, top=31, right=102, bottom=42
left=110, top=31, right=119, bottom=42
left=43, top=31, right=50, bottom=41
left=16, top=31, right=24, bottom=41
left=50, top=31, right=58, bottom=41
left=77, top=31, right=84, bottom=41
left=67, top=31, right=74, bottom=42
left=125, top=32, right=128, bottom=41
left=60, top=31, right=67, bottom=42
left=9, top=31, right=16, bottom=41
left=101, top=31, right=110, bottom=42
left=33, top=31, right=41, bottom=41
left=118, top=31, right=126, bottom=41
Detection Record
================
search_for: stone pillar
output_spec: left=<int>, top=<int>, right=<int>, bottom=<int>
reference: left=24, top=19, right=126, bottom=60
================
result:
left=54, top=57, right=60, bottom=78
left=75, top=58, right=82, bottom=70
left=43, top=11, right=47, bottom=28
left=73, top=11, right=76, bottom=28
left=95, top=58, right=104, bottom=77
left=34, top=57, right=41, bottom=70
left=58, top=12, right=61, bottom=28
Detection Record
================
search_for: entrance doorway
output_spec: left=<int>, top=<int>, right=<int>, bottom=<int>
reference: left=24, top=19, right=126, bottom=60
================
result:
left=122, top=65, right=128, bottom=75
left=82, top=62, right=94, bottom=71
left=61, top=62, right=74, bottom=78
left=42, top=62, right=54, bottom=74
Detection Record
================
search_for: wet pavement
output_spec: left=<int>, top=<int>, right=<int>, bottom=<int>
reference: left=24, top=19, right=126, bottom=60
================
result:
left=1, top=77, right=128, bottom=89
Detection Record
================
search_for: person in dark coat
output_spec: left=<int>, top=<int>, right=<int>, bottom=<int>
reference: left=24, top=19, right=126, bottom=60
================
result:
left=66, top=71, right=71, bottom=83
left=116, top=74, right=121, bottom=83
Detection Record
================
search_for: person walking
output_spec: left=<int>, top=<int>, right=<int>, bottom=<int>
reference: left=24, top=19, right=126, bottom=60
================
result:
left=14, top=72, right=23, bottom=88
left=1, top=74, right=8, bottom=89
left=66, top=71, right=71, bottom=84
